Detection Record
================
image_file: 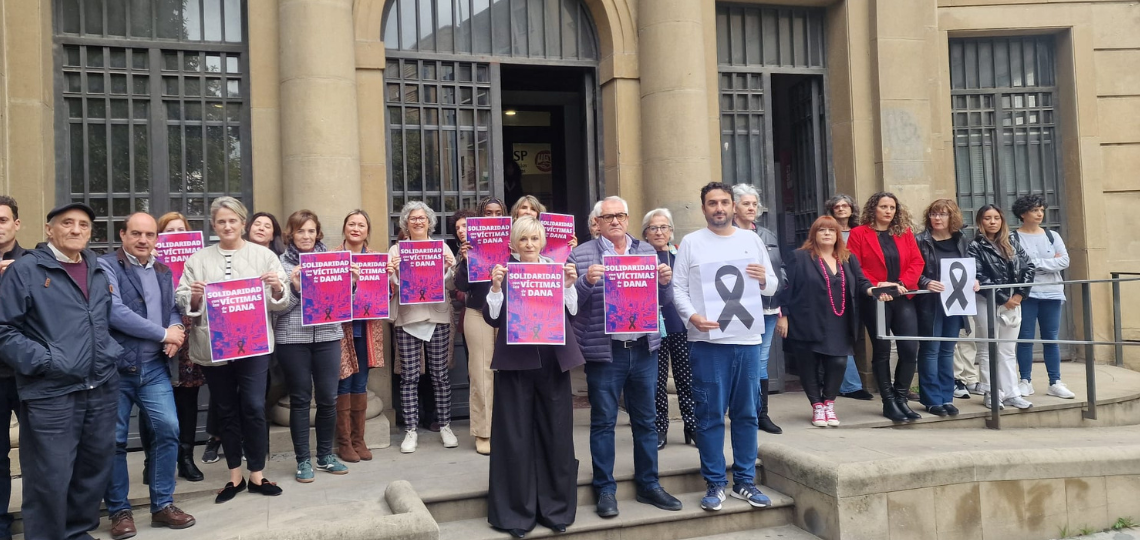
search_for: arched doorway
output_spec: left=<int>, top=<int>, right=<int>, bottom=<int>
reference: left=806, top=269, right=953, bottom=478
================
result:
left=381, top=0, right=602, bottom=241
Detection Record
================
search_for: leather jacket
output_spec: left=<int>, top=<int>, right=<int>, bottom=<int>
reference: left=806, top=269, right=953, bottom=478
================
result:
left=967, top=232, right=1035, bottom=305
left=915, top=229, right=971, bottom=290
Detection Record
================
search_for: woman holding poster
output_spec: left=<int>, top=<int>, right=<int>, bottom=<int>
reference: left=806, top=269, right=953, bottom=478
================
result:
left=276, top=210, right=353, bottom=482
left=176, top=197, right=290, bottom=503
left=388, top=201, right=458, bottom=454
left=776, top=216, right=874, bottom=427
left=483, top=216, right=583, bottom=538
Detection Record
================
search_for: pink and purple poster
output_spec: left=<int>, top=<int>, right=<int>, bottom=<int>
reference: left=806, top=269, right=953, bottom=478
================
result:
left=300, top=251, right=353, bottom=326
left=352, top=252, right=390, bottom=320
left=466, top=217, right=512, bottom=283
left=205, top=277, right=271, bottom=362
left=506, top=262, right=565, bottom=345
left=603, top=255, right=659, bottom=334
left=155, top=231, right=204, bottom=288
left=539, top=213, right=575, bottom=263
left=399, top=240, right=446, bottom=305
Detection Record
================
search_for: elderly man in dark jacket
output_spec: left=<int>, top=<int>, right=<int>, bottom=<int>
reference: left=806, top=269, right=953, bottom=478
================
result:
left=569, top=196, right=682, bottom=518
left=0, top=202, right=122, bottom=540
left=0, top=195, right=24, bottom=540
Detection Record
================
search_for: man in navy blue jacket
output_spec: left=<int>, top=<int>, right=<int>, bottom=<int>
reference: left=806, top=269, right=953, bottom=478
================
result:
left=99, top=212, right=196, bottom=538
left=0, top=202, right=121, bottom=540
left=569, top=196, right=682, bottom=518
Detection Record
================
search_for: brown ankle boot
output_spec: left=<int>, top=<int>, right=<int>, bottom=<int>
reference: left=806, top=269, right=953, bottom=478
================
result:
left=350, top=393, right=373, bottom=461
left=335, top=394, right=359, bottom=462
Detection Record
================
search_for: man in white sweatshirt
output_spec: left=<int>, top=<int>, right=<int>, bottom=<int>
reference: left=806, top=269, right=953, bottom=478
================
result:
left=672, top=182, right=777, bottom=512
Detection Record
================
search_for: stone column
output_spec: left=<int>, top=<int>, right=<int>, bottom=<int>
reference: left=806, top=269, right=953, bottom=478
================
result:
left=278, top=0, right=362, bottom=245
left=638, top=0, right=714, bottom=237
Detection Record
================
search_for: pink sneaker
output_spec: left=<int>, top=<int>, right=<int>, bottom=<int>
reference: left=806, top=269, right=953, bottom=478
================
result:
left=811, top=404, right=827, bottom=427
left=824, top=400, right=840, bottom=427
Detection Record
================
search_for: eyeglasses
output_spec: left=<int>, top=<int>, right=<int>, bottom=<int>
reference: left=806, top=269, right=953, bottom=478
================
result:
left=930, top=213, right=949, bottom=219
left=646, top=225, right=672, bottom=233
left=597, top=213, right=629, bottom=223
left=408, top=216, right=428, bottom=223
left=832, top=203, right=851, bottom=209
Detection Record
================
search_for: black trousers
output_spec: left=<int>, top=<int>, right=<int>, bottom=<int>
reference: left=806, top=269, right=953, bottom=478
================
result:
left=173, top=386, right=200, bottom=446
left=487, top=349, right=578, bottom=532
left=0, top=377, right=18, bottom=539
left=861, top=296, right=919, bottom=394
left=277, top=341, right=341, bottom=462
left=202, top=355, right=269, bottom=471
left=791, top=342, right=846, bottom=405
left=19, top=382, right=117, bottom=540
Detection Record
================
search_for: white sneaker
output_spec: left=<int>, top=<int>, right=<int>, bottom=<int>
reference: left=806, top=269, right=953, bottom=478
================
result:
left=982, top=392, right=1005, bottom=410
left=1018, top=379, right=1035, bottom=396
left=1004, top=396, right=1033, bottom=409
left=966, top=382, right=985, bottom=395
left=400, top=431, right=418, bottom=453
left=440, top=424, right=459, bottom=448
left=1048, top=381, right=1076, bottom=399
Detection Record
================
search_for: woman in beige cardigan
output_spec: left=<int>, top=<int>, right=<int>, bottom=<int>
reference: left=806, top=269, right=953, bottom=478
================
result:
left=388, top=201, right=457, bottom=454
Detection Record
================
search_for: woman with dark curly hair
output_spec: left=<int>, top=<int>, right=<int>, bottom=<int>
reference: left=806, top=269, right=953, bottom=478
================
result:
left=1012, top=194, right=1074, bottom=399
left=845, top=192, right=925, bottom=422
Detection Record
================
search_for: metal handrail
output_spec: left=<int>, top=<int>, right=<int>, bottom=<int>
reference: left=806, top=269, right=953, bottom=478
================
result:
left=872, top=275, right=1140, bottom=430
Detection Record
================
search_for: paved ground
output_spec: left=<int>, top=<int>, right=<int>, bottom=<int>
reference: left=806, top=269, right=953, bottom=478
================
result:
left=1057, top=528, right=1139, bottom=540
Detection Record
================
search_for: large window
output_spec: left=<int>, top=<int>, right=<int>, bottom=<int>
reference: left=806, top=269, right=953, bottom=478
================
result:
left=950, top=36, right=1062, bottom=231
left=55, top=0, right=249, bottom=251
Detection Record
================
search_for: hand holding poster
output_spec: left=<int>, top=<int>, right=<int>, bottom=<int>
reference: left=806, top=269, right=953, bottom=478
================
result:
left=155, top=231, right=204, bottom=288
left=205, top=277, right=271, bottom=362
left=352, top=253, right=390, bottom=319
left=466, top=217, right=512, bottom=282
left=300, top=251, right=353, bottom=326
left=700, top=258, right=765, bottom=340
left=940, top=257, right=977, bottom=316
left=506, top=262, right=565, bottom=345
left=603, top=255, right=659, bottom=334
left=399, top=240, right=446, bottom=305
left=539, top=213, right=575, bottom=263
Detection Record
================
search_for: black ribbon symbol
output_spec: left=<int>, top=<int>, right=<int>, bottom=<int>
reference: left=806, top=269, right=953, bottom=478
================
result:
left=532, top=325, right=542, bottom=340
left=945, top=261, right=970, bottom=312
left=419, top=289, right=427, bottom=301
left=362, top=303, right=371, bottom=316
left=324, top=306, right=333, bottom=321
left=715, top=265, right=754, bottom=331
left=237, top=339, right=246, bottom=354
left=628, top=310, right=638, bottom=330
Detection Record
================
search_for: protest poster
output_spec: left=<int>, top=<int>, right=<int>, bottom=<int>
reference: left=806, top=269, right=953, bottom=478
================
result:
left=466, top=217, right=512, bottom=283
left=700, top=258, right=765, bottom=340
left=539, top=213, right=575, bottom=263
left=205, top=277, right=271, bottom=362
left=300, top=251, right=353, bottom=326
left=506, top=262, right=565, bottom=345
left=155, top=231, right=204, bottom=288
left=603, top=255, right=659, bottom=334
left=352, top=252, right=390, bottom=320
left=940, top=257, right=977, bottom=316
left=399, top=240, right=446, bottom=305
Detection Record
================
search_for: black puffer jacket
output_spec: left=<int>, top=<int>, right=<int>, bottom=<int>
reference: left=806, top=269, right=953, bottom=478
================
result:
left=916, top=229, right=971, bottom=290
left=967, top=232, right=1035, bottom=305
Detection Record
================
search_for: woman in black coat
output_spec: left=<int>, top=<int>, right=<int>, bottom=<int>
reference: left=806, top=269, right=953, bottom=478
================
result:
left=483, top=216, right=585, bottom=538
left=777, top=216, right=875, bottom=427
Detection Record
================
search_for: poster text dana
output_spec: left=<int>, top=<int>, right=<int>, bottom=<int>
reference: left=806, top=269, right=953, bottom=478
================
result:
left=506, top=263, right=565, bottom=345
left=155, top=231, right=204, bottom=288
left=353, top=252, right=390, bottom=319
left=466, top=217, right=512, bottom=283
left=603, top=255, right=659, bottom=334
left=205, top=277, right=271, bottom=362
left=399, top=240, right=446, bottom=304
left=300, top=251, right=353, bottom=326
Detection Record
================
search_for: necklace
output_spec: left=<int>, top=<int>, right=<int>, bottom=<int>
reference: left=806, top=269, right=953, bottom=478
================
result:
left=819, top=255, right=846, bottom=316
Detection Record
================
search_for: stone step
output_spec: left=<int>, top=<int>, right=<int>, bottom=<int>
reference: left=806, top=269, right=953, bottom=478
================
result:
left=685, top=524, right=822, bottom=540
left=437, top=486, right=795, bottom=540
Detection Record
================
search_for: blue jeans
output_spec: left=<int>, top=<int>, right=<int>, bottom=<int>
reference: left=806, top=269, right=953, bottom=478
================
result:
left=1017, top=297, right=1063, bottom=384
left=757, top=314, right=777, bottom=380
left=338, top=336, right=370, bottom=395
left=584, top=341, right=660, bottom=494
left=839, top=356, right=862, bottom=394
left=105, top=359, right=180, bottom=514
left=918, top=312, right=964, bottom=408
left=690, top=341, right=759, bottom=487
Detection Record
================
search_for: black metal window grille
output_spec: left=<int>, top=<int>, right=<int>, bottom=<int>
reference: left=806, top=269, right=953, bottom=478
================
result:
left=950, top=36, right=1062, bottom=231
left=54, top=0, right=249, bottom=252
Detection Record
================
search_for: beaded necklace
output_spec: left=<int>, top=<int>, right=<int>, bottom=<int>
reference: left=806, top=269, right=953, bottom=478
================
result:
left=818, top=255, right=846, bottom=317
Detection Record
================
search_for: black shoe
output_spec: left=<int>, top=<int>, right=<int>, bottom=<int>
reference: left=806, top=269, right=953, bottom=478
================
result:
left=683, top=426, right=695, bottom=445
left=906, top=390, right=921, bottom=401
left=840, top=389, right=874, bottom=401
left=508, top=529, right=526, bottom=538
left=142, top=458, right=151, bottom=486
left=943, top=404, right=960, bottom=416
left=636, top=487, right=683, bottom=511
left=880, top=388, right=909, bottom=423
left=894, top=392, right=921, bottom=420
left=927, top=405, right=949, bottom=417
left=178, top=444, right=204, bottom=482
left=595, top=492, right=619, bottom=518
left=215, top=478, right=245, bottom=504
left=248, top=478, right=283, bottom=497
left=757, top=379, right=783, bottom=435
left=758, top=416, right=783, bottom=435
left=657, top=431, right=667, bottom=450
left=550, top=524, right=567, bottom=533
left=201, top=438, right=222, bottom=464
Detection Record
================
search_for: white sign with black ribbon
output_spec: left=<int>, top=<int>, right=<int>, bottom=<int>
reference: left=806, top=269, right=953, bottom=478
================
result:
left=699, top=258, right=765, bottom=340
left=940, top=257, right=977, bottom=316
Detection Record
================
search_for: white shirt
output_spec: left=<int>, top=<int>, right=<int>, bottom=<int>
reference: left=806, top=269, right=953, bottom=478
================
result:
left=485, top=285, right=579, bottom=318
left=47, top=242, right=81, bottom=263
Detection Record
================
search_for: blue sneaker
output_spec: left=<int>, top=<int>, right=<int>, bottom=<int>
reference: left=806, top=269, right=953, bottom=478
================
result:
left=295, top=459, right=314, bottom=483
left=731, top=483, right=772, bottom=508
left=700, top=483, right=726, bottom=511
left=316, top=455, right=348, bottom=475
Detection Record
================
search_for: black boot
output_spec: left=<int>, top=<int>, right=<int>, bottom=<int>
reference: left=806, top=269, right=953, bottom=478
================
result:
left=142, top=455, right=151, bottom=485
left=894, top=387, right=921, bottom=420
left=880, top=387, right=909, bottom=423
left=178, top=443, right=204, bottom=482
left=757, top=380, right=782, bottom=434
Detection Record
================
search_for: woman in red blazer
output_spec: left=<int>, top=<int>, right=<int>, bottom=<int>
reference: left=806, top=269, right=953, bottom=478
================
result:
left=846, top=192, right=926, bottom=422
